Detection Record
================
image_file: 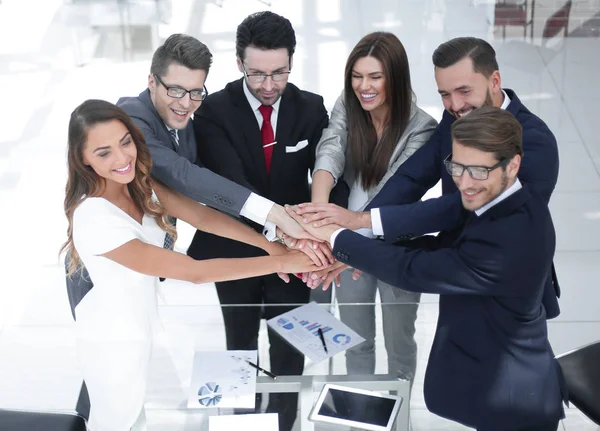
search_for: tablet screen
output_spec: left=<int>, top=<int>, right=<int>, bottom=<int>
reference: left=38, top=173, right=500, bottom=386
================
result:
left=317, top=388, right=396, bottom=426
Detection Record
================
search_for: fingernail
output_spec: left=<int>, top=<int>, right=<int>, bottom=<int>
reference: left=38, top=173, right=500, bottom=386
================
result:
left=299, top=243, right=303, bottom=249
left=313, top=243, right=318, bottom=249
left=311, top=273, right=318, bottom=280
left=302, top=218, right=308, bottom=223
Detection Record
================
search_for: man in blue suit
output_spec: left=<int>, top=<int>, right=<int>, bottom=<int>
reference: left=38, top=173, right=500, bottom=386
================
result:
left=297, top=37, right=560, bottom=319
left=288, top=107, right=566, bottom=431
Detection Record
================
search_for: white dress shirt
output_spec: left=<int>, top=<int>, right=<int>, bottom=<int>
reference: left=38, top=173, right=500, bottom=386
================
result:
left=240, top=78, right=284, bottom=236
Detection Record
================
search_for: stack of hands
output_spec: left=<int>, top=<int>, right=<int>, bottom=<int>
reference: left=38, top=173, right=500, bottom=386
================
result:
left=268, top=202, right=365, bottom=291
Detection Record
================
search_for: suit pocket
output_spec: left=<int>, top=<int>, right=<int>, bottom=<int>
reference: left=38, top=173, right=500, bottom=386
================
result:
left=285, top=139, right=309, bottom=153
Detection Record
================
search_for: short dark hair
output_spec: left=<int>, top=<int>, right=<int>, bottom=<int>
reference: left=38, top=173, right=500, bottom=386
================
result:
left=150, top=34, right=213, bottom=77
left=432, top=37, right=499, bottom=77
left=236, top=11, right=296, bottom=60
left=451, top=106, right=523, bottom=161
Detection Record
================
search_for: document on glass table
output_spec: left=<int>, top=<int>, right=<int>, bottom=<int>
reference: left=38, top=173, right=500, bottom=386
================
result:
left=187, top=350, right=257, bottom=409
left=209, top=413, right=279, bottom=431
left=267, top=301, right=365, bottom=363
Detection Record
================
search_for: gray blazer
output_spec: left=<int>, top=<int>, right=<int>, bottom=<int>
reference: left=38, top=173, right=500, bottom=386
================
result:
left=314, top=92, right=437, bottom=210
left=117, top=89, right=252, bottom=217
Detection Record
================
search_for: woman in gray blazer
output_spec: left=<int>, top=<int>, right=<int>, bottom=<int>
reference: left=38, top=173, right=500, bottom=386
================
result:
left=310, top=32, right=436, bottom=382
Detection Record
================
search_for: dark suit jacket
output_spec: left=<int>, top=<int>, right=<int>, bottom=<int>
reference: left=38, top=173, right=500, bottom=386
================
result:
left=188, top=79, right=329, bottom=260
left=117, top=89, right=252, bottom=217
left=334, top=186, right=566, bottom=430
left=364, top=89, right=561, bottom=318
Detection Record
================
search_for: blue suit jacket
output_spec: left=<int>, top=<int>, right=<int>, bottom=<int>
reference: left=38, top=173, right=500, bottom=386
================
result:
left=365, top=89, right=561, bottom=318
left=334, top=186, right=566, bottom=430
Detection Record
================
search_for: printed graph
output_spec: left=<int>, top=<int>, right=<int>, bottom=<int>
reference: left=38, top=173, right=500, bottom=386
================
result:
left=297, top=319, right=333, bottom=336
left=198, top=381, right=222, bottom=407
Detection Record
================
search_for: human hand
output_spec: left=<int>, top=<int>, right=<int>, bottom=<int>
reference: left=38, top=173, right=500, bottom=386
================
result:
left=284, top=205, right=340, bottom=243
left=294, top=203, right=371, bottom=230
left=279, top=250, right=328, bottom=275
left=285, top=237, right=335, bottom=267
left=265, top=241, right=292, bottom=283
left=302, top=262, right=364, bottom=291
left=267, top=204, right=320, bottom=242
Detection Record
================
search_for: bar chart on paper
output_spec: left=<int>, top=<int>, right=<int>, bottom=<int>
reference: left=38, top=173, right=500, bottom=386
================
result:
left=268, top=302, right=365, bottom=362
left=299, top=319, right=333, bottom=336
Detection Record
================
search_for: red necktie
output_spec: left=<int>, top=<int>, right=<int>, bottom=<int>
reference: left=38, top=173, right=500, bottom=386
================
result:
left=258, top=105, right=275, bottom=174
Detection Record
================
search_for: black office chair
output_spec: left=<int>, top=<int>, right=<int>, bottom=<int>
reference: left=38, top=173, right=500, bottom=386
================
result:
left=556, top=341, right=600, bottom=425
left=0, top=409, right=86, bottom=431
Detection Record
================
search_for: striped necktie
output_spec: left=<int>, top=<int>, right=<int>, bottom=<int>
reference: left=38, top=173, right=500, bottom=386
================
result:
left=169, top=129, right=179, bottom=146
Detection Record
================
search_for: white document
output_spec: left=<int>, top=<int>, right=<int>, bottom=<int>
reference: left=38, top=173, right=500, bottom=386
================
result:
left=187, top=350, right=257, bottom=409
left=209, top=413, right=279, bottom=431
left=267, top=302, right=365, bottom=363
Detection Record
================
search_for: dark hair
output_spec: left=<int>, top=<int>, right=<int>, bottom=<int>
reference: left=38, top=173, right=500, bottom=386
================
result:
left=236, top=11, right=296, bottom=60
left=344, top=32, right=413, bottom=190
left=451, top=106, right=523, bottom=161
left=432, top=37, right=499, bottom=77
left=150, top=34, right=213, bottom=77
left=60, top=99, right=175, bottom=275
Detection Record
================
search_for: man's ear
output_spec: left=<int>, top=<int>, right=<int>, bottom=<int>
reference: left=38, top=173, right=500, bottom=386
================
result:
left=289, top=55, right=294, bottom=71
left=490, top=70, right=502, bottom=95
left=508, top=154, right=521, bottom=177
left=236, top=57, right=244, bottom=74
left=148, top=73, right=156, bottom=92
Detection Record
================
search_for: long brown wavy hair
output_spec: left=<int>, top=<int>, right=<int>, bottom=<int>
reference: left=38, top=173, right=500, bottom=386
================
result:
left=60, top=99, right=176, bottom=276
left=344, top=32, right=413, bottom=190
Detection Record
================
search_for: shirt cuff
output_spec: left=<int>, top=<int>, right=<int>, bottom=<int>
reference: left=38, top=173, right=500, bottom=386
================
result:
left=263, top=221, right=278, bottom=242
left=240, top=193, right=275, bottom=226
left=330, top=228, right=346, bottom=249
left=371, top=208, right=384, bottom=236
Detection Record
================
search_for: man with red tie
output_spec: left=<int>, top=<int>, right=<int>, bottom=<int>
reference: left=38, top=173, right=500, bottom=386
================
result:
left=188, top=11, right=338, bottom=431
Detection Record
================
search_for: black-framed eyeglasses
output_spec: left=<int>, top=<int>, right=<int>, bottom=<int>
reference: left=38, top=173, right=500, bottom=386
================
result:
left=444, top=153, right=509, bottom=180
left=241, top=64, right=291, bottom=84
left=154, top=74, right=208, bottom=101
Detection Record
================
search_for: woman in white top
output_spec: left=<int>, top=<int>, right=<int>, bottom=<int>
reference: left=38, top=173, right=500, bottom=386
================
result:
left=60, top=99, right=319, bottom=431
left=299, top=33, right=437, bottom=382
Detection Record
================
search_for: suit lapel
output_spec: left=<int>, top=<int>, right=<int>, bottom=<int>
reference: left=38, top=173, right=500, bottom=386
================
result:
left=270, top=88, right=296, bottom=182
left=230, top=79, right=269, bottom=189
left=457, top=187, right=529, bottom=241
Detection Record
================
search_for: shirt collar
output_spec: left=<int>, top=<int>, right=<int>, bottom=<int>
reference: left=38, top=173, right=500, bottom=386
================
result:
left=500, top=89, right=510, bottom=110
left=243, top=78, right=282, bottom=113
left=475, top=178, right=522, bottom=216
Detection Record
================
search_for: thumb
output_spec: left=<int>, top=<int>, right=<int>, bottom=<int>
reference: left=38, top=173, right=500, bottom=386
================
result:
left=277, top=272, right=290, bottom=283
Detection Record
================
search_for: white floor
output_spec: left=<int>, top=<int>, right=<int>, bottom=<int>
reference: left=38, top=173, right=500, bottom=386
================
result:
left=1, top=0, right=599, bottom=430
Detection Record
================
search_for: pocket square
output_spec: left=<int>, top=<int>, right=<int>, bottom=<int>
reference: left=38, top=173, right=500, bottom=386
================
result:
left=285, top=139, right=309, bottom=153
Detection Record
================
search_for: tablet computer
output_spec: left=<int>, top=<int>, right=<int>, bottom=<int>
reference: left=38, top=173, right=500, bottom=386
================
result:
left=309, top=384, right=402, bottom=431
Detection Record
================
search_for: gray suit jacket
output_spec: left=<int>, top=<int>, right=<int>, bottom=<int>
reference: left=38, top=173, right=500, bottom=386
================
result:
left=314, top=92, right=437, bottom=210
left=117, top=89, right=252, bottom=217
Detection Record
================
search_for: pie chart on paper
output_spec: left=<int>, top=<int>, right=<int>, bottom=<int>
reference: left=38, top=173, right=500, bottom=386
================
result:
left=198, top=382, right=222, bottom=407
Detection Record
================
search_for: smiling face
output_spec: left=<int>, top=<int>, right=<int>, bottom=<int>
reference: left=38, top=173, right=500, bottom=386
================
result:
left=238, top=46, right=291, bottom=106
left=82, top=119, right=137, bottom=187
left=435, top=57, right=501, bottom=119
left=451, top=141, right=520, bottom=211
left=148, top=62, right=207, bottom=129
left=351, top=55, right=388, bottom=115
